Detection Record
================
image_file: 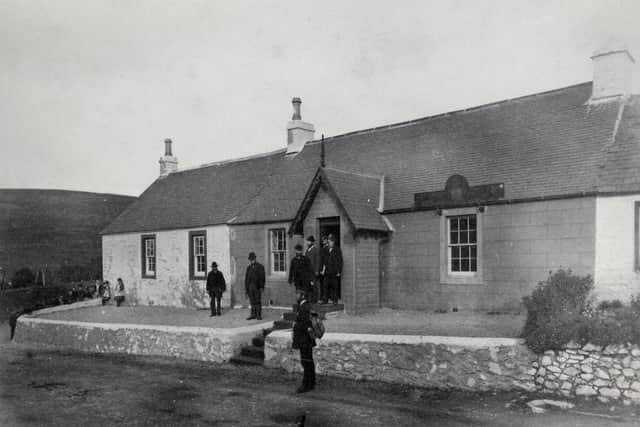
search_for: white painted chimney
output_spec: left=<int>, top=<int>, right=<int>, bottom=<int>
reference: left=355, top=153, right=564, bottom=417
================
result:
left=286, top=97, right=315, bottom=154
left=590, top=47, right=635, bottom=101
left=159, top=138, right=178, bottom=177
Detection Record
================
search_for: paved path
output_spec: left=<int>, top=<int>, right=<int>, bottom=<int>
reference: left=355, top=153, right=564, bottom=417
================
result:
left=0, top=339, right=638, bottom=426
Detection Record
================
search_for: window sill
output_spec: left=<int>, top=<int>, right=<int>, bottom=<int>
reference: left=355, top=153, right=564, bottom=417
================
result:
left=441, top=274, right=483, bottom=285
left=141, top=274, right=156, bottom=280
left=189, top=275, right=207, bottom=281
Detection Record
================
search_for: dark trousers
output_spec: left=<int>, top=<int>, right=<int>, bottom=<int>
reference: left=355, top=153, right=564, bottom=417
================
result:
left=299, top=346, right=316, bottom=390
left=319, top=275, right=329, bottom=302
left=115, top=296, right=125, bottom=307
left=248, top=287, right=262, bottom=319
left=326, top=275, right=340, bottom=303
left=210, top=291, right=222, bottom=315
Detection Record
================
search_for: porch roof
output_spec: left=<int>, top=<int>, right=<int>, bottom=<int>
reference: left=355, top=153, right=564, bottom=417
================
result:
left=289, top=167, right=389, bottom=235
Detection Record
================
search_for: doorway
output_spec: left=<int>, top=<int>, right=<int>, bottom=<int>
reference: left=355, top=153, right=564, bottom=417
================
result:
left=318, top=216, right=341, bottom=301
left=318, top=217, right=340, bottom=247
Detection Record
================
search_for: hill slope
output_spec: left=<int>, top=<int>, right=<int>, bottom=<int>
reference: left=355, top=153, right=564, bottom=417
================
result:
left=0, top=189, right=136, bottom=282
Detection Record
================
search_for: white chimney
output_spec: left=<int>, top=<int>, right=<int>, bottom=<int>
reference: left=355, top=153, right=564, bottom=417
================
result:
left=286, top=97, right=315, bottom=154
left=590, top=47, right=635, bottom=101
left=159, top=138, right=178, bottom=177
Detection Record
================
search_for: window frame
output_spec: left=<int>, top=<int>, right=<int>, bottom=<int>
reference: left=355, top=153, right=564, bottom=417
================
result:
left=439, top=207, right=483, bottom=285
left=447, top=214, right=478, bottom=275
left=268, top=227, right=288, bottom=276
left=189, top=230, right=207, bottom=280
left=141, top=234, right=156, bottom=279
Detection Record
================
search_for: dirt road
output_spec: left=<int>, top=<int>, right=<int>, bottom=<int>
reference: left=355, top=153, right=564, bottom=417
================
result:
left=0, top=337, right=637, bottom=426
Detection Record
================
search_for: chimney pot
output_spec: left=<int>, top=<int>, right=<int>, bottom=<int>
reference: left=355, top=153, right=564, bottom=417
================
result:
left=291, top=97, right=302, bottom=120
left=286, top=97, right=315, bottom=154
left=159, top=138, right=178, bottom=177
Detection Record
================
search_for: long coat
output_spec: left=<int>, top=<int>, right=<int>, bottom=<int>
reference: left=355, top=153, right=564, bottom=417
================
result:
left=292, top=300, right=316, bottom=349
left=207, top=270, right=226, bottom=295
left=324, top=246, right=343, bottom=276
left=288, top=254, right=314, bottom=291
left=244, top=262, right=265, bottom=294
left=306, top=245, right=321, bottom=276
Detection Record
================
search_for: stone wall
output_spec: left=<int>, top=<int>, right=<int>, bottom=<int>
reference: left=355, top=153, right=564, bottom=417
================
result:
left=102, top=225, right=231, bottom=309
left=265, top=331, right=536, bottom=391
left=535, top=342, right=640, bottom=404
left=381, top=197, right=596, bottom=311
left=14, top=315, right=270, bottom=363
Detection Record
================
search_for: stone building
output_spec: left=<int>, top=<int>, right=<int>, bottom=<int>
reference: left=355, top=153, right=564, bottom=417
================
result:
left=102, top=48, right=640, bottom=313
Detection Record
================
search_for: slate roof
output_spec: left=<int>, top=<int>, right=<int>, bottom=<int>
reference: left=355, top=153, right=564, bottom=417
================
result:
left=321, top=168, right=387, bottom=232
left=103, top=82, right=640, bottom=235
left=287, top=167, right=387, bottom=234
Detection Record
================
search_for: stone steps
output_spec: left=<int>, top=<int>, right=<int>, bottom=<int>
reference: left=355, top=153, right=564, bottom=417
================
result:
left=231, top=304, right=343, bottom=366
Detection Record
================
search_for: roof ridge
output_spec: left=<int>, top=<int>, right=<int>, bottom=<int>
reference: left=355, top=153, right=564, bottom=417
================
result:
left=171, top=147, right=287, bottom=175
left=323, top=166, right=382, bottom=180
left=306, top=81, right=592, bottom=144
left=0, top=188, right=137, bottom=198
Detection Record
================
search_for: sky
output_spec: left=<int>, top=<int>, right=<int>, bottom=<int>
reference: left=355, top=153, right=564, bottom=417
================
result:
left=1, top=0, right=640, bottom=196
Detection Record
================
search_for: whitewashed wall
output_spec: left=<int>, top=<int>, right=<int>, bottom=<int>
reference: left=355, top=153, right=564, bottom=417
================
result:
left=102, top=225, right=231, bottom=308
left=594, top=195, right=640, bottom=301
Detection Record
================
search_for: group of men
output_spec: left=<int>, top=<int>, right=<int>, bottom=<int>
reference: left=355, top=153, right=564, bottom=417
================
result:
left=206, top=234, right=342, bottom=321
left=288, top=234, right=343, bottom=305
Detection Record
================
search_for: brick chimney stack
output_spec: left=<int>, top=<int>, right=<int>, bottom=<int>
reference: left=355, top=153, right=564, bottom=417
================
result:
left=590, top=46, right=635, bottom=101
left=159, top=138, right=178, bottom=177
left=286, top=97, right=315, bottom=155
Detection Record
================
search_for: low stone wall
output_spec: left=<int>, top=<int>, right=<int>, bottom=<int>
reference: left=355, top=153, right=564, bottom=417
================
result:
left=535, top=342, right=640, bottom=404
left=265, top=331, right=537, bottom=391
left=14, top=316, right=271, bottom=363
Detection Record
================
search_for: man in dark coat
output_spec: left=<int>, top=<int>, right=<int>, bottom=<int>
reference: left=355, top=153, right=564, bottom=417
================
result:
left=292, top=293, right=316, bottom=393
left=305, top=236, right=321, bottom=303
left=206, top=262, right=226, bottom=316
left=245, top=252, right=265, bottom=320
left=324, top=234, right=343, bottom=305
left=319, top=235, right=330, bottom=304
left=289, top=244, right=314, bottom=300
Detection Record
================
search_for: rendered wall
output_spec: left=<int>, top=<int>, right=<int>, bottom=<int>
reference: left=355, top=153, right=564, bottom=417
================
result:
left=381, top=197, right=596, bottom=311
left=229, top=222, right=301, bottom=308
left=594, top=194, right=640, bottom=301
left=102, top=225, right=231, bottom=308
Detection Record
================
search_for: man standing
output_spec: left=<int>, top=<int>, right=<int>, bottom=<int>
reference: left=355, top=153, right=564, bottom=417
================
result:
left=245, top=252, right=265, bottom=320
left=288, top=244, right=314, bottom=300
left=319, top=235, right=330, bottom=304
left=324, top=234, right=343, bottom=305
left=292, top=293, right=316, bottom=393
left=305, top=236, right=321, bottom=303
left=207, top=262, right=226, bottom=316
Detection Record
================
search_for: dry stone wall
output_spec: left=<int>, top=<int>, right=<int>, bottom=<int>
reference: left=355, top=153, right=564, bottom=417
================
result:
left=535, top=342, right=640, bottom=404
left=265, top=331, right=537, bottom=391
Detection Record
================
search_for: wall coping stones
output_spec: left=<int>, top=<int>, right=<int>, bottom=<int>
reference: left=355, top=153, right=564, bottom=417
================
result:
left=30, top=298, right=102, bottom=315
left=267, top=330, right=524, bottom=348
left=19, top=315, right=273, bottom=337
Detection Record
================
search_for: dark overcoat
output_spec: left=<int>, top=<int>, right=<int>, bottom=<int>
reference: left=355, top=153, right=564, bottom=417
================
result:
left=324, top=246, right=343, bottom=276
left=244, top=262, right=265, bottom=294
left=292, top=300, right=316, bottom=349
left=207, top=270, right=226, bottom=295
left=288, top=255, right=314, bottom=291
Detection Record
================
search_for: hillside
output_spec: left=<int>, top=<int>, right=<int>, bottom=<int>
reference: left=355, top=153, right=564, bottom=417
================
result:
left=0, top=189, right=136, bottom=283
